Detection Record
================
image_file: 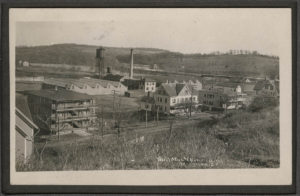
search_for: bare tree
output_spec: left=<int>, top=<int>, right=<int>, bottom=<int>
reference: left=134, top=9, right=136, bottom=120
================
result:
left=115, top=96, right=123, bottom=137
left=167, top=114, right=175, bottom=143
left=96, top=105, right=105, bottom=137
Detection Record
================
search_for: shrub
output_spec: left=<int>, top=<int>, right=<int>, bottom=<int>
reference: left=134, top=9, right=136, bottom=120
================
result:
left=248, top=96, right=279, bottom=112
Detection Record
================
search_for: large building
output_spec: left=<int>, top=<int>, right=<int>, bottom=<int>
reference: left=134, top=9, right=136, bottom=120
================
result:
left=139, top=78, right=156, bottom=93
left=198, top=90, right=228, bottom=109
left=254, top=79, right=279, bottom=97
left=241, top=82, right=257, bottom=95
left=153, top=83, right=198, bottom=114
left=23, top=89, right=97, bottom=135
left=15, top=93, right=38, bottom=162
left=43, top=77, right=128, bottom=95
left=213, top=83, right=242, bottom=96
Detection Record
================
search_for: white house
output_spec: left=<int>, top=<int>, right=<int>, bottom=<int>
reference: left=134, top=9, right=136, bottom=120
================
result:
left=139, top=78, right=156, bottom=93
left=15, top=93, right=39, bottom=163
left=153, top=83, right=198, bottom=114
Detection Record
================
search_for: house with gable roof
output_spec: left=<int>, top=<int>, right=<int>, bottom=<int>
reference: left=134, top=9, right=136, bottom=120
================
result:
left=153, top=83, right=198, bottom=114
left=254, top=79, right=279, bottom=97
left=15, top=93, right=39, bottom=162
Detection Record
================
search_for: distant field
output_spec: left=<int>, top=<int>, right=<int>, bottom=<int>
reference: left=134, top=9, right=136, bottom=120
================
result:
left=16, top=44, right=279, bottom=78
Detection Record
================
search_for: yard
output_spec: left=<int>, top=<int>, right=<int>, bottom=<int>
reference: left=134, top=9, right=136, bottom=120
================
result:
left=17, top=99, right=279, bottom=171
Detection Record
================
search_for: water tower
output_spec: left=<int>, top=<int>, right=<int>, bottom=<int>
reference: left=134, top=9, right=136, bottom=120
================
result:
left=96, top=47, right=105, bottom=78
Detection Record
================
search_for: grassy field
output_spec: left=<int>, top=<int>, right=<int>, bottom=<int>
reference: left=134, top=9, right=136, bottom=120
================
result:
left=17, top=97, right=279, bottom=171
left=16, top=44, right=279, bottom=78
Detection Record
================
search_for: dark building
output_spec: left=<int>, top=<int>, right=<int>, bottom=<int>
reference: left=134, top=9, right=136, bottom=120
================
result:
left=198, top=90, right=228, bottom=109
left=23, top=89, right=97, bottom=135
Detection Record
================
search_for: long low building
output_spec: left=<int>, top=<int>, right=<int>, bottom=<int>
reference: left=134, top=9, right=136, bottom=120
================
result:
left=43, top=77, right=128, bottom=95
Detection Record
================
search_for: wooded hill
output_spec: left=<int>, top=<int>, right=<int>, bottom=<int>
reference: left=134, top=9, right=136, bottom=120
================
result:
left=16, top=44, right=279, bottom=78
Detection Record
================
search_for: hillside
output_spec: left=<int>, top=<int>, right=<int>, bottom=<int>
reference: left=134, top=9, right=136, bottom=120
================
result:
left=16, top=44, right=279, bottom=78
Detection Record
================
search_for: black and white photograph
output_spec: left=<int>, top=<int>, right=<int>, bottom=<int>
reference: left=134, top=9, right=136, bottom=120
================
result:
left=9, top=8, right=292, bottom=186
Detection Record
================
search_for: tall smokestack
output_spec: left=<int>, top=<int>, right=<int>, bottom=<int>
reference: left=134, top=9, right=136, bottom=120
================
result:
left=130, top=49, right=134, bottom=79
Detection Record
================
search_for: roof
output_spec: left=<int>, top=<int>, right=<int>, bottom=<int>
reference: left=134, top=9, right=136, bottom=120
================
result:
left=103, top=74, right=125, bottom=82
left=141, top=96, right=155, bottom=104
left=44, top=78, right=83, bottom=88
left=44, top=77, right=123, bottom=89
left=160, top=83, right=192, bottom=97
left=215, top=83, right=240, bottom=88
left=16, top=107, right=38, bottom=130
left=144, top=78, right=156, bottom=82
left=161, top=83, right=177, bottom=96
left=16, top=93, right=33, bottom=121
left=242, top=83, right=256, bottom=91
left=175, top=83, right=185, bottom=94
left=253, top=80, right=274, bottom=91
left=79, top=78, right=121, bottom=88
left=198, top=89, right=228, bottom=96
left=23, top=89, right=94, bottom=102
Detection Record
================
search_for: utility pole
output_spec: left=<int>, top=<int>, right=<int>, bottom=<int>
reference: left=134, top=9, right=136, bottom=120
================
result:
left=156, top=105, right=159, bottom=125
left=145, top=108, right=148, bottom=128
left=57, top=117, right=60, bottom=140
left=190, top=88, right=193, bottom=118
left=101, top=105, right=104, bottom=137
left=112, top=90, right=116, bottom=127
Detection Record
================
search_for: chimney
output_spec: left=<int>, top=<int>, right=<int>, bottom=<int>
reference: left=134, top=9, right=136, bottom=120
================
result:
left=130, top=49, right=134, bottom=79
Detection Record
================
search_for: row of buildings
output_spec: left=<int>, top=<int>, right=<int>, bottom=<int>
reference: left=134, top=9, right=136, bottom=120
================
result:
left=140, top=78, right=279, bottom=114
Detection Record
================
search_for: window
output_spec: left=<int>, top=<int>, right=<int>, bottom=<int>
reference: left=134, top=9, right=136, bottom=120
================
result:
left=146, top=87, right=149, bottom=91
left=172, top=99, right=176, bottom=103
left=193, top=97, right=196, bottom=101
left=165, top=98, right=168, bottom=103
left=145, top=104, right=148, bottom=109
left=204, top=94, right=206, bottom=98
left=270, top=86, right=274, bottom=90
left=152, top=87, right=154, bottom=91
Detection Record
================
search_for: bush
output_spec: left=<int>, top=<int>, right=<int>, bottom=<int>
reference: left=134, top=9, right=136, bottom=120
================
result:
left=248, top=96, right=279, bottom=112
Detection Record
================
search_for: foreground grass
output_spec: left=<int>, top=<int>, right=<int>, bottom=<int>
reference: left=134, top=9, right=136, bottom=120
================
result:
left=17, top=105, right=279, bottom=171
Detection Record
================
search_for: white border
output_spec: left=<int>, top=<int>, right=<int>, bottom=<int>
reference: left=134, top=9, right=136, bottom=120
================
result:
left=10, top=8, right=292, bottom=185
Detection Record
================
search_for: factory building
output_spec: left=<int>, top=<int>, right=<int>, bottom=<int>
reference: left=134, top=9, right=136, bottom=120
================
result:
left=23, top=89, right=97, bottom=135
left=43, top=77, right=128, bottom=95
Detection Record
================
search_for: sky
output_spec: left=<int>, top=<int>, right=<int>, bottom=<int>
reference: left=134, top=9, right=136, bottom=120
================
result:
left=15, top=8, right=291, bottom=55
